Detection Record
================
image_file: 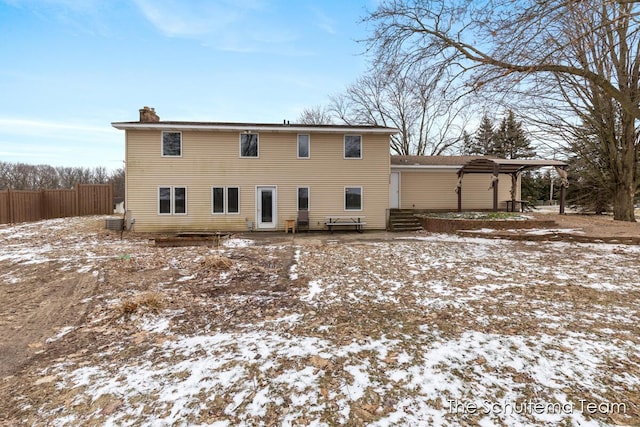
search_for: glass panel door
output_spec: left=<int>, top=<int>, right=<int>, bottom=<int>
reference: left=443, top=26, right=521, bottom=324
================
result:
left=256, top=186, right=277, bottom=229
left=261, top=190, right=273, bottom=222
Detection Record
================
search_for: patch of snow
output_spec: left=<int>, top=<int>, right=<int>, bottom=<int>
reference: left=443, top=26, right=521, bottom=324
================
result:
left=45, top=326, right=75, bottom=343
left=289, top=247, right=301, bottom=280
left=139, top=316, right=170, bottom=333
left=224, top=238, right=253, bottom=248
left=302, top=280, right=323, bottom=302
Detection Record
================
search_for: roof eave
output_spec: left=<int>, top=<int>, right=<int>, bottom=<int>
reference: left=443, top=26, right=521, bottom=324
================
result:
left=111, top=122, right=399, bottom=134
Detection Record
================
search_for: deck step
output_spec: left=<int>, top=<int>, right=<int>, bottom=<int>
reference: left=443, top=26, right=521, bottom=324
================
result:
left=388, top=210, right=423, bottom=232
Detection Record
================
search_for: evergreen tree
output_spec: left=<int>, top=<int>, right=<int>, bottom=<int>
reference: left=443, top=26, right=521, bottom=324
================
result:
left=461, top=130, right=473, bottom=155
left=469, top=114, right=495, bottom=155
left=493, top=110, right=536, bottom=159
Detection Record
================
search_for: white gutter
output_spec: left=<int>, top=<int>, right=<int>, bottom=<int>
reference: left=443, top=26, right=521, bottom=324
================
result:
left=111, top=122, right=398, bottom=134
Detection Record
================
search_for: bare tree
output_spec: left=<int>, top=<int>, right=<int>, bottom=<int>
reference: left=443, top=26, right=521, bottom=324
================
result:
left=35, top=165, right=60, bottom=189
left=297, top=105, right=334, bottom=125
left=0, top=162, right=119, bottom=191
left=549, top=3, right=640, bottom=220
left=330, top=62, right=470, bottom=155
left=366, top=0, right=640, bottom=220
left=0, top=161, right=11, bottom=190
left=109, top=167, right=125, bottom=200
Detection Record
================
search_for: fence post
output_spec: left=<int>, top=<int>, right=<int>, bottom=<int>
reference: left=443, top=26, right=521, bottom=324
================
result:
left=7, top=188, right=13, bottom=224
left=109, top=183, right=114, bottom=214
left=40, top=190, right=46, bottom=220
left=74, top=183, right=80, bottom=216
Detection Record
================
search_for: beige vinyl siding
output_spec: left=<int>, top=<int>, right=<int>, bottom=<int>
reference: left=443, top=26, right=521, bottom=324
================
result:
left=126, top=130, right=390, bottom=232
left=397, top=170, right=519, bottom=210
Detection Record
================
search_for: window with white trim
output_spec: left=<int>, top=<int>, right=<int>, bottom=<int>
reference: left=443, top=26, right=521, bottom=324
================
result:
left=159, top=186, right=187, bottom=215
left=297, top=187, right=309, bottom=211
left=240, top=133, right=258, bottom=157
left=212, top=187, right=224, bottom=214
left=344, top=135, right=361, bottom=158
left=212, top=186, right=240, bottom=214
left=227, top=187, right=239, bottom=213
left=162, top=131, right=182, bottom=157
left=297, top=134, right=310, bottom=158
left=345, top=187, right=362, bottom=211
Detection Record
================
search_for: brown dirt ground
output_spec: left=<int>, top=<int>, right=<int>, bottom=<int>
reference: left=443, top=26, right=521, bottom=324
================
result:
left=532, top=212, right=640, bottom=238
left=0, top=213, right=639, bottom=425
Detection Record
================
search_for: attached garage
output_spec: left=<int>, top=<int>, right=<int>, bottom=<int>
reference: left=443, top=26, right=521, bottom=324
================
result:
left=390, top=156, right=518, bottom=211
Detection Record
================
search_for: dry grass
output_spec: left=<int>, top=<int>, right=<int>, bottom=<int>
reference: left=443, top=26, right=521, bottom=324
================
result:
left=117, top=292, right=165, bottom=318
left=2, top=216, right=640, bottom=426
left=201, top=254, right=234, bottom=270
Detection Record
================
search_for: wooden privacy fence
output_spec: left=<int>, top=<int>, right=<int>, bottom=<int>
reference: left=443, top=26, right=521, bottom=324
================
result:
left=0, top=184, right=113, bottom=224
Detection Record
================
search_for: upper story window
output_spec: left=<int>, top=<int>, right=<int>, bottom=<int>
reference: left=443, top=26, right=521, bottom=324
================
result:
left=297, top=134, right=310, bottom=158
left=162, top=131, right=182, bottom=157
left=240, top=133, right=259, bottom=157
left=344, top=135, right=362, bottom=159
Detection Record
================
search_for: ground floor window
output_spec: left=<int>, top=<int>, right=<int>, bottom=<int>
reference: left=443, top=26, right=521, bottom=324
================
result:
left=159, top=186, right=187, bottom=215
left=212, top=186, right=240, bottom=214
left=227, top=187, right=239, bottom=214
left=297, top=187, right=309, bottom=211
left=345, top=187, right=362, bottom=211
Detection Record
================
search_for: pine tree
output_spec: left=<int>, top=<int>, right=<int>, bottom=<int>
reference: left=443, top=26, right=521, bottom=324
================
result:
left=469, top=114, right=495, bottom=155
left=493, top=110, right=536, bottom=159
left=461, top=130, right=473, bottom=155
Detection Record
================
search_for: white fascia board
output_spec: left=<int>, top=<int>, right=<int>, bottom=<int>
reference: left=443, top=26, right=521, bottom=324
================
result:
left=111, top=122, right=398, bottom=134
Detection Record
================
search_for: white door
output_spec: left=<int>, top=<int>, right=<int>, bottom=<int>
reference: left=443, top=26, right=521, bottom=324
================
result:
left=256, top=186, right=277, bottom=229
left=390, top=172, right=400, bottom=209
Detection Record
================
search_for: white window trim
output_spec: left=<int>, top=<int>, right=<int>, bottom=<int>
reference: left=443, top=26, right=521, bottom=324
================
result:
left=211, top=186, right=241, bottom=215
left=297, top=134, right=310, bottom=159
left=297, top=186, right=310, bottom=211
left=158, top=186, right=172, bottom=216
left=344, top=186, right=363, bottom=211
left=158, top=186, right=187, bottom=215
left=161, top=131, right=183, bottom=157
left=211, top=186, right=225, bottom=215
left=226, top=186, right=241, bottom=215
left=344, top=134, right=362, bottom=159
left=239, top=132, right=259, bottom=158
left=173, top=186, right=188, bottom=215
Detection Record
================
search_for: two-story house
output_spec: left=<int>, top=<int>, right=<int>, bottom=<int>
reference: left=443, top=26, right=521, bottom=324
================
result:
left=112, top=107, right=397, bottom=233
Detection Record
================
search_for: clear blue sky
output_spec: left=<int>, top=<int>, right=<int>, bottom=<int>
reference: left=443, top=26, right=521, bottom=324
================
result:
left=0, top=0, right=377, bottom=170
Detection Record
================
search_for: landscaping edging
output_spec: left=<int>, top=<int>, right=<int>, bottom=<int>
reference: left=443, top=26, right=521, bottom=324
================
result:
left=457, top=230, right=640, bottom=245
left=418, top=216, right=557, bottom=233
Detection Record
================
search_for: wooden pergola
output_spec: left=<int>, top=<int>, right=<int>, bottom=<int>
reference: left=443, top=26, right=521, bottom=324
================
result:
left=456, top=158, right=569, bottom=213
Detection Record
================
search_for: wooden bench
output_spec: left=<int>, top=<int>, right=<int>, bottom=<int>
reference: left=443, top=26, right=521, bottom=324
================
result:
left=325, top=216, right=366, bottom=233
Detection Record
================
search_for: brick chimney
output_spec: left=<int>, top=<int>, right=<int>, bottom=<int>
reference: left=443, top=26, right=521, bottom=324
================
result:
left=139, top=106, right=160, bottom=122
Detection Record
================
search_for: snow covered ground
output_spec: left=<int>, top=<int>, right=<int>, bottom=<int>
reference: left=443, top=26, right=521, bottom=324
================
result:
left=1, top=217, right=638, bottom=426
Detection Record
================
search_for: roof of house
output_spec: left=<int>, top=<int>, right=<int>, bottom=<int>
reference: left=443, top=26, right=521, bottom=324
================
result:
left=111, top=121, right=399, bottom=134
left=458, top=158, right=568, bottom=174
left=392, top=155, right=569, bottom=173
left=391, top=155, right=493, bottom=167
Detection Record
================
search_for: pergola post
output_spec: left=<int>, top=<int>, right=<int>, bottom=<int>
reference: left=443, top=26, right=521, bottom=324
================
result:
left=457, top=158, right=568, bottom=214
left=555, top=165, right=569, bottom=215
left=457, top=172, right=462, bottom=212
left=492, top=164, right=499, bottom=212
left=510, top=173, right=518, bottom=212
